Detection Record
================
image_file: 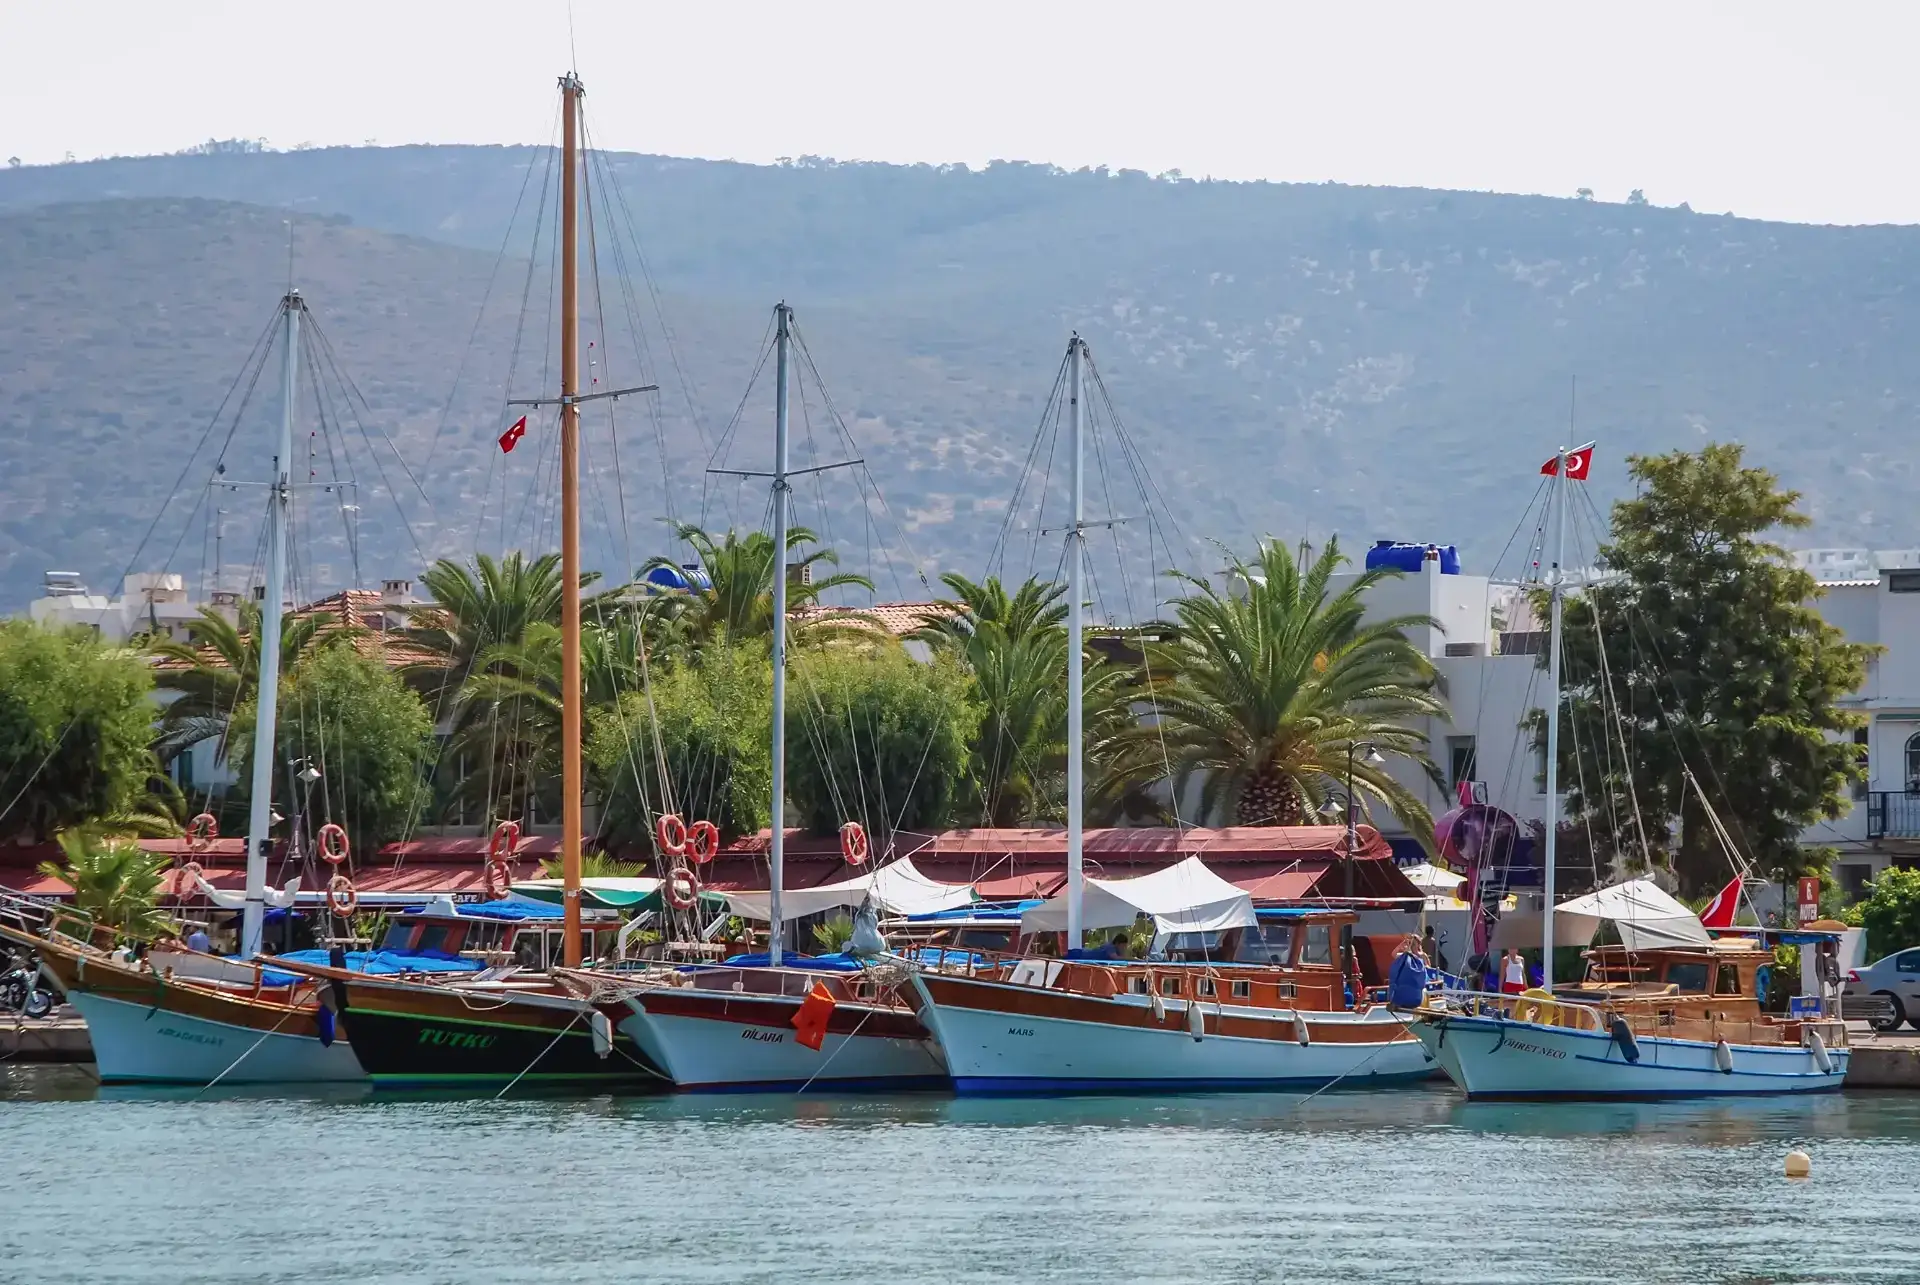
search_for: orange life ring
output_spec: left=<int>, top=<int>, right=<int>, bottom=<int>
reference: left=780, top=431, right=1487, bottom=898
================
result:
left=177, top=861, right=205, bottom=899
left=656, top=813, right=688, bottom=856
left=317, top=822, right=350, bottom=864
left=483, top=856, right=513, bottom=901
left=840, top=821, right=869, bottom=866
left=186, top=813, right=218, bottom=854
left=488, top=819, right=522, bottom=863
left=326, top=873, right=359, bottom=917
left=687, top=820, right=720, bottom=865
left=663, top=864, right=700, bottom=910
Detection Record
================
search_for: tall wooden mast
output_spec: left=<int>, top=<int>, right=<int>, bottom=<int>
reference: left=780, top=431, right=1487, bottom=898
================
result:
left=559, top=71, right=584, bottom=968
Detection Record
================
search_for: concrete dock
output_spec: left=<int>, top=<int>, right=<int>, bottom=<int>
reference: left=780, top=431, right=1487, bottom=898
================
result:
left=0, top=1015, right=90, bottom=1063
left=1844, top=1022, right=1920, bottom=1088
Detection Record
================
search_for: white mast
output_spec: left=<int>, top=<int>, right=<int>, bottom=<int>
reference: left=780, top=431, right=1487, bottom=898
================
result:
left=241, top=290, right=301, bottom=959
left=768, top=303, right=793, bottom=966
left=1541, top=447, right=1568, bottom=982
left=1065, top=335, right=1086, bottom=949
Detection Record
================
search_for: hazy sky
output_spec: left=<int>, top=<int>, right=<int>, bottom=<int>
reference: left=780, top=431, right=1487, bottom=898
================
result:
left=6, top=1, right=1919, bottom=226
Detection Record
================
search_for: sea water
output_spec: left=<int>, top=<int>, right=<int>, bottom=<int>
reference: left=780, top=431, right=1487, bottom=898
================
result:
left=2, top=1065, right=1916, bottom=1284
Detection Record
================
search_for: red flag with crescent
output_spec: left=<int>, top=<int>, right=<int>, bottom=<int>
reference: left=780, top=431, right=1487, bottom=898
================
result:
left=1541, top=442, right=1595, bottom=480
left=498, top=415, right=528, bottom=454
left=1699, top=876, right=1742, bottom=930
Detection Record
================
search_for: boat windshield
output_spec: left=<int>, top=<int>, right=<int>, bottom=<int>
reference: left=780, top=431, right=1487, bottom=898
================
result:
left=379, top=922, right=416, bottom=951
left=1235, top=922, right=1294, bottom=964
left=1664, top=961, right=1710, bottom=993
left=1161, top=931, right=1225, bottom=961
left=954, top=928, right=1012, bottom=951
left=1300, top=924, right=1333, bottom=966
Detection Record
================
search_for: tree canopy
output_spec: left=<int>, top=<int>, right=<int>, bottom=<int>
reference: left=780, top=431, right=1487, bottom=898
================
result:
left=1552, top=443, right=1872, bottom=895
left=0, top=621, right=163, bottom=843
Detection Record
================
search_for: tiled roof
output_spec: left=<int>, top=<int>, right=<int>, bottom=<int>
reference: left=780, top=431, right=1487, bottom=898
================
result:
left=787, top=600, right=954, bottom=638
left=150, top=589, right=443, bottom=674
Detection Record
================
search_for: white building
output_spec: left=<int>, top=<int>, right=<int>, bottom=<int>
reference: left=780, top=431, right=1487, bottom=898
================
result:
left=28, top=571, right=219, bottom=644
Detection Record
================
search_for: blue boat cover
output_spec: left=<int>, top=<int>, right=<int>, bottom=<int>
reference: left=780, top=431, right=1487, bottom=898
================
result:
left=905, top=900, right=1042, bottom=922
left=706, top=952, right=868, bottom=973
left=258, top=949, right=487, bottom=987
left=401, top=900, right=567, bottom=922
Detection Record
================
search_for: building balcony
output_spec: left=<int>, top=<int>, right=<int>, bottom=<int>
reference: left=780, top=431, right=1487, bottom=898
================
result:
left=1866, top=791, right=1920, bottom=840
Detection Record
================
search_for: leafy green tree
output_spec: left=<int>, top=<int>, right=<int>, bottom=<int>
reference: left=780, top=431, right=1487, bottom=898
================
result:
left=148, top=601, right=353, bottom=761
left=639, top=523, right=876, bottom=651
left=587, top=642, right=773, bottom=849
left=0, top=622, right=164, bottom=842
left=1103, top=536, right=1445, bottom=833
left=785, top=644, right=980, bottom=837
left=38, top=829, right=172, bottom=937
left=229, top=644, right=434, bottom=852
left=1552, top=444, right=1872, bottom=895
left=1853, top=866, right=1920, bottom=959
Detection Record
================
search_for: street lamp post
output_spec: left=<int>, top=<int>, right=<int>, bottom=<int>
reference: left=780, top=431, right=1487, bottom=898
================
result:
left=1344, top=741, right=1383, bottom=901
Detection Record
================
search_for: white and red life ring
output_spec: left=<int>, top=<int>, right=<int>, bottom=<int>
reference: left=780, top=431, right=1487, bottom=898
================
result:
left=663, top=864, right=701, bottom=910
left=317, top=822, right=350, bottom=864
left=326, top=873, right=359, bottom=917
left=185, top=813, right=218, bottom=854
left=840, top=821, right=869, bottom=867
left=686, top=819, right=720, bottom=865
left=656, top=813, right=688, bottom=856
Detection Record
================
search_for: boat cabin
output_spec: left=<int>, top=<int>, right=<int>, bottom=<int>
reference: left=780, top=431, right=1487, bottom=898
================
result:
left=376, top=900, right=624, bottom=970
left=1158, top=907, right=1354, bottom=967
left=1567, top=939, right=1768, bottom=1006
left=884, top=902, right=1044, bottom=956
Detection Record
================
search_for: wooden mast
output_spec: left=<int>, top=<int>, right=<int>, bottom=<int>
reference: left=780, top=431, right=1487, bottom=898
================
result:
left=559, top=71, right=584, bottom=967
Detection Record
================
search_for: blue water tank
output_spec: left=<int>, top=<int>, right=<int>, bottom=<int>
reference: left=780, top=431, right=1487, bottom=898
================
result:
left=641, top=562, right=712, bottom=593
left=1366, top=541, right=1460, bottom=575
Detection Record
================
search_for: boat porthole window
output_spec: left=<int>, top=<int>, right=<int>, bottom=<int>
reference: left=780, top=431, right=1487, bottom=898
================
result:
left=1278, top=982, right=1296, bottom=999
left=1198, top=978, right=1216, bottom=997
left=1160, top=976, right=1183, bottom=996
left=1129, top=976, right=1150, bottom=994
left=1231, top=980, right=1251, bottom=999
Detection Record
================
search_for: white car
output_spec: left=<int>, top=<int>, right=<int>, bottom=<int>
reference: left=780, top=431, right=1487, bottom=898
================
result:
left=1843, top=948, right=1920, bottom=1031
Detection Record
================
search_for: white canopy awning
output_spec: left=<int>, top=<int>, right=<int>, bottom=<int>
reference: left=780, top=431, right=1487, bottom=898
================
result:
left=1402, top=862, right=1465, bottom=893
left=1020, top=855, right=1256, bottom=936
left=1553, top=878, right=1710, bottom=950
left=723, top=857, right=975, bottom=922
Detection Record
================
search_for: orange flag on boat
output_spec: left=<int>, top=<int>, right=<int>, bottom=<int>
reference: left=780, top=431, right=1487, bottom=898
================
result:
left=791, top=981, right=837, bottom=1051
left=1699, top=875, right=1743, bottom=930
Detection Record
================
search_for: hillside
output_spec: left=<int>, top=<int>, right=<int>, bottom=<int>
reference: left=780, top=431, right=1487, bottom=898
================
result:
left=3, top=148, right=1920, bottom=610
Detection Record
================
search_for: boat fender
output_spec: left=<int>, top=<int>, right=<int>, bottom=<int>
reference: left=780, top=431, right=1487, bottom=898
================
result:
left=1149, top=987, right=1166, bottom=1022
left=315, top=1003, right=337, bottom=1048
left=1713, top=1038, right=1734, bottom=1074
left=1296, top=1016, right=1311, bottom=1047
left=1187, top=1000, right=1205, bottom=1042
left=327, top=946, right=352, bottom=1016
left=1609, top=1015, right=1641, bottom=1064
left=1805, top=1028, right=1833, bottom=1075
left=591, top=1009, right=613, bottom=1059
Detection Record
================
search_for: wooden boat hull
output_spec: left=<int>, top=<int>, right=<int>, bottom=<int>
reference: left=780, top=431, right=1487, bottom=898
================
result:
left=67, top=987, right=363, bottom=1085
left=31, top=946, right=361, bottom=1085
left=313, top=971, right=666, bottom=1089
left=1407, top=1010, right=1850, bottom=1099
left=616, top=983, right=948, bottom=1091
left=908, top=971, right=1435, bottom=1094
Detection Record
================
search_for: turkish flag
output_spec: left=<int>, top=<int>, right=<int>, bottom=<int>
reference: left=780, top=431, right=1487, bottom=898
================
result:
left=1541, top=442, right=1596, bottom=480
left=790, top=981, right=837, bottom=1051
left=1699, top=876, right=1743, bottom=930
left=498, top=415, right=528, bottom=454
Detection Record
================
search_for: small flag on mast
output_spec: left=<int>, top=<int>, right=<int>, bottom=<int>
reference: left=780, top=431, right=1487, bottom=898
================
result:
left=1699, top=876, right=1743, bottom=930
left=498, top=415, right=528, bottom=454
left=1540, top=442, right=1596, bottom=480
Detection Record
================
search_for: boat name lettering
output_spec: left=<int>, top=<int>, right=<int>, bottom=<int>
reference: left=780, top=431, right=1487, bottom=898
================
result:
left=743, top=1029, right=784, bottom=1043
left=415, top=1027, right=497, bottom=1050
left=155, top=1026, right=223, bottom=1048
left=1504, top=1039, right=1566, bottom=1060
left=1007, top=1027, right=1035, bottom=1037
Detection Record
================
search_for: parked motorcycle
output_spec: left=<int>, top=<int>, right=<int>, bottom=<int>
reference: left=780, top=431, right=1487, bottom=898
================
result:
left=0, top=952, right=59, bottom=1018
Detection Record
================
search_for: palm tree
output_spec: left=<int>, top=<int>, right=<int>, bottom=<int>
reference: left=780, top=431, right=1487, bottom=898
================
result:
left=912, top=574, right=1133, bottom=827
left=403, top=551, right=601, bottom=700
left=639, top=523, right=876, bottom=650
left=38, top=829, right=173, bottom=938
left=1103, top=537, right=1446, bottom=835
left=441, top=614, right=648, bottom=825
left=148, top=601, right=349, bottom=762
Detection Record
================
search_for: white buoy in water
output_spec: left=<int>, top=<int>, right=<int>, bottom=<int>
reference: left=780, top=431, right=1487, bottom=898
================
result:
left=1784, top=1150, right=1811, bottom=1178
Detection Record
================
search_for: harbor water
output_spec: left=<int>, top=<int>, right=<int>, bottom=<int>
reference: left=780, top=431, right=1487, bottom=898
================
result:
left=4, top=1066, right=1918, bottom=1284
